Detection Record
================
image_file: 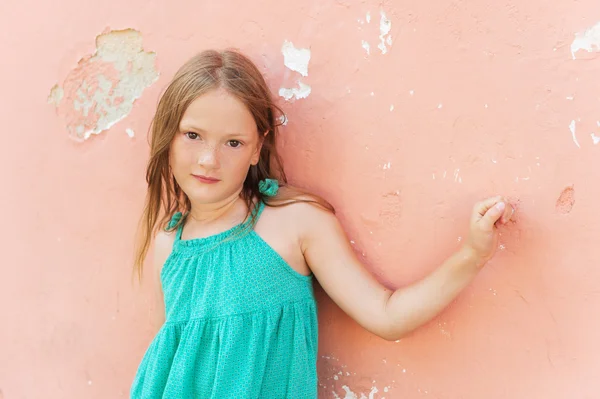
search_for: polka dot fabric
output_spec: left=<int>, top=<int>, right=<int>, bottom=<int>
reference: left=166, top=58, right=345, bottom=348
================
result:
left=131, top=199, right=318, bottom=398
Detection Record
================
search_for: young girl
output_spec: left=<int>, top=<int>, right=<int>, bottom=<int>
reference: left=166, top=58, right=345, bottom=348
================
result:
left=131, top=49, right=514, bottom=398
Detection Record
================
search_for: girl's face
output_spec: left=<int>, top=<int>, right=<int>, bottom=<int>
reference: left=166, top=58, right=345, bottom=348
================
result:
left=170, top=88, right=262, bottom=206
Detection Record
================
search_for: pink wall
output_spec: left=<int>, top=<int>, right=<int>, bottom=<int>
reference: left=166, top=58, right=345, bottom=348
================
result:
left=2, top=0, right=600, bottom=398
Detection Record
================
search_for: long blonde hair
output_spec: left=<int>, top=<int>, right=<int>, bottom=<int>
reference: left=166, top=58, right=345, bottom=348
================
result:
left=134, top=49, right=333, bottom=278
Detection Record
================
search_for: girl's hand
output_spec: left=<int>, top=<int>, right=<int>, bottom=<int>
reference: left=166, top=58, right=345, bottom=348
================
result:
left=465, top=196, right=515, bottom=267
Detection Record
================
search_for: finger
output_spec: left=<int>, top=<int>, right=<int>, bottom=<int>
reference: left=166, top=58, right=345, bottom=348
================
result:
left=471, top=196, right=503, bottom=222
left=501, top=203, right=515, bottom=224
left=480, top=201, right=506, bottom=230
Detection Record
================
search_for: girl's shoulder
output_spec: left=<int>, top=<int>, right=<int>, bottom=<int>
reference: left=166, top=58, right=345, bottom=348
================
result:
left=255, top=186, right=339, bottom=276
left=266, top=184, right=334, bottom=212
left=260, top=184, right=338, bottom=239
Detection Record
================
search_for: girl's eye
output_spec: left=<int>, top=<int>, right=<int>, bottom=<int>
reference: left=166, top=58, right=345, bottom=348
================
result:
left=228, top=140, right=242, bottom=148
left=185, top=132, right=199, bottom=140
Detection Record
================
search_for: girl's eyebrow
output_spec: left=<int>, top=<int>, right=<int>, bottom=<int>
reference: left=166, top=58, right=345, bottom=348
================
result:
left=179, top=123, right=207, bottom=132
left=179, top=124, right=252, bottom=138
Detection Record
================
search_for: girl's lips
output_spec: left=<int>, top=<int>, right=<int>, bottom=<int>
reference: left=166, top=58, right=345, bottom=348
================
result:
left=192, top=175, right=220, bottom=184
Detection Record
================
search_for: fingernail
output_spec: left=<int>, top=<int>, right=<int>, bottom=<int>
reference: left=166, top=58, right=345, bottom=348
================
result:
left=495, top=202, right=505, bottom=211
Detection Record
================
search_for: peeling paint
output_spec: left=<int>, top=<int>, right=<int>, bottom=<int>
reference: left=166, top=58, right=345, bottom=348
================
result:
left=49, top=29, right=159, bottom=141
left=322, top=355, right=391, bottom=399
left=556, top=185, right=575, bottom=214
left=569, top=120, right=581, bottom=148
left=334, top=385, right=379, bottom=399
left=125, top=128, right=135, bottom=138
left=47, top=84, right=64, bottom=106
left=571, top=21, right=600, bottom=59
left=377, top=10, right=392, bottom=54
left=591, top=133, right=600, bottom=145
left=279, top=82, right=311, bottom=101
left=361, top=40, right=371, bottom=55
left=366, top=11, right=371, bottom=24
left=281, top=40, right=310, bottom=77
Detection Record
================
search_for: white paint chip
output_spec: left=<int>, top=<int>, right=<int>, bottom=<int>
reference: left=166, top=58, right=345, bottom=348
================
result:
left=339, top=385, right=379, bottom=399
left=50, top=29, right=159, bottom=141
left=390, top=104, right=394, bottom=111
left=366, top=11, right=371, bottom=23
left=571, top=21, right=600, bottom=59
left=569, top=119, right=581, bottom=148
left=279, top=82, right=312, bottom=101
left=566, top=95, right=574, bottom=100
left=591, top=133, right=600, bottom=145
left=377, top=10, right=392, bottom=54
left=125, top=128, right=135, bottom=138
left=281, top=40, right=311, bottom=77
left=361, top=40, right=371, bottom=55
left=438, top=103, right=443, bottom=109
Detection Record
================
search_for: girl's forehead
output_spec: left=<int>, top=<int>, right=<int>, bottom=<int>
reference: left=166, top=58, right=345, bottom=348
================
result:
left=180, top=90, right=257, bottom=136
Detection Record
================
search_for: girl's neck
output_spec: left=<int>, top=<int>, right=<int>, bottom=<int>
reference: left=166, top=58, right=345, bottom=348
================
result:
left=187, top=187, right=245, bottom=225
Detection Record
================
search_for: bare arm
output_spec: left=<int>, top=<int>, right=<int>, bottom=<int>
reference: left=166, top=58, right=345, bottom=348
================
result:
left=302, top=196, right=514, bottom=341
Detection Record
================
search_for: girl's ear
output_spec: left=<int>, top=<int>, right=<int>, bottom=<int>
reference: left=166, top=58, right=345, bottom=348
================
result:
left=251, top=136, right=266, bottom=166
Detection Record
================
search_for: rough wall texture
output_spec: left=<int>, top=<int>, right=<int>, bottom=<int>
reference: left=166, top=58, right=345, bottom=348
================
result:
left=1, top=0, right=600, bottom=398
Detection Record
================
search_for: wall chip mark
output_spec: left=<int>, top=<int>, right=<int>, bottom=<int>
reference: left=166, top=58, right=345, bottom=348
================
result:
left=361, top=40, right=371, bottom=55
left=279, top=82, right=311, bottom=101
left=47, top=84, right=64, bottom=106
left=126, top=128, right=135, bottom=138
left=378, top=10, right=392, bottom=54
left=337, top=385, right=379, bottom=399
left=49, top=29, right=159, bottom=141
left=592, top=133, right=600, bottom=145
left=571, top=21, right=600, bottom=59
left=556, top=185, right=575, bottom=214
left=569, top=120, right=580, bottom=148
left=281, top=40, right=310, bottom=77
